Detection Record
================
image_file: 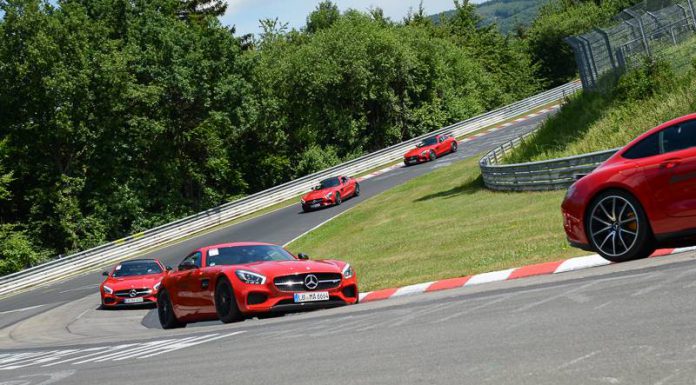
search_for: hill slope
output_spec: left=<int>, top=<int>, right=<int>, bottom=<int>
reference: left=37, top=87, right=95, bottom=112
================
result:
left=433, top=0, right=552, bottom=34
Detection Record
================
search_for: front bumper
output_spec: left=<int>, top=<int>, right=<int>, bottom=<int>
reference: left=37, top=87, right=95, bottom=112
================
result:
left=301, top=198, right=334, bottom=210
left=404, top=155, right=428, bottom=165
left=232, top=277, right=359, bottom=314
left=101, top=292, right=158, bottom=307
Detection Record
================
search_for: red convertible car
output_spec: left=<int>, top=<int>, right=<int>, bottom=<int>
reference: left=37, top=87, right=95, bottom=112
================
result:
left=404, top=134, right=458, bottom=166
left=100, top=259, right=168, bottom=308
left=300, top=176, right=359, bottom=212
left=562, top=113, right=696, bottom=262
left=157, top=242, right=359, bottom=328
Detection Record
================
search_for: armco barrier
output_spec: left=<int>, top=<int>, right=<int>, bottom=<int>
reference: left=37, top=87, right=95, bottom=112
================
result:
left=0, top=81, right=582, bottom=297
left=480, top=131, right=618, bottom=191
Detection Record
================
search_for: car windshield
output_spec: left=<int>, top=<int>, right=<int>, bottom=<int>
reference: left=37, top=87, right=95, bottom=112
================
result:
left=206, top=245, right=296, bottom=266
left=112, top=261, right=162, bottom=277
left=319, top=177, right=340, bottom=189
left=420, top=137, right=438, bottom=147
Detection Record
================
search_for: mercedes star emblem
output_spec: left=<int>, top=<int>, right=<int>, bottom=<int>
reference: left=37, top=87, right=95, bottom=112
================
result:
left=304, top=274, right=319, bottom=290
left=129, top=289, right=137, bottom=298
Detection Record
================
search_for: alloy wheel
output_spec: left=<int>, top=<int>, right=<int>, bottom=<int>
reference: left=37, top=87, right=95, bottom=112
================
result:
left=589, top=195, right=639, bottom=258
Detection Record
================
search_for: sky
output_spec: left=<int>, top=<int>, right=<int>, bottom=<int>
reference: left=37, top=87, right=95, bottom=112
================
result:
left=222, top=0, right=463, bottom=37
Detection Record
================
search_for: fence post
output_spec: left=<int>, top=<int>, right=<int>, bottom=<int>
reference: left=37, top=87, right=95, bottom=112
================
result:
left=578, top=36, right=600, bottom=87
left=625, top=9, right=652, bottom=57
left=687, top=0, right=696, bottom=30
left=594, top=28, right=618, bottom=72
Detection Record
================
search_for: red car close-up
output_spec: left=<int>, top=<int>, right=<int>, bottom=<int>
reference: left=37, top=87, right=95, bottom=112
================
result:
left=300, top=175, right=360, bottom=212
left=403, top=134, right=458, bottom=166
left=100, top=259, right=169, bottom=308
left=157, top=242, right=359, bottom=329
left=562, top=113, right=696, bottom=262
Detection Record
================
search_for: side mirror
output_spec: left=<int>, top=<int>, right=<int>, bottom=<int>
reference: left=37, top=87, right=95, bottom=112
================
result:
left=178, top=260, right=198, bottom=271
left=102, top=271, right=109, bottom=277
left=298, top=253, right=309, bottom=260
left=166, top=266, right=173, bottom=271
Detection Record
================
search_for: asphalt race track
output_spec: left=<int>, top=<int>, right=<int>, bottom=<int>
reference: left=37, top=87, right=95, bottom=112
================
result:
left=5, top=107, right=696, bottom=384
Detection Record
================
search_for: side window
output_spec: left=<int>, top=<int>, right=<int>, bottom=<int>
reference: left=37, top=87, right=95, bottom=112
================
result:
left=439, top=136, right=445, bottom=143
left=180, top=252, right=202, bottom=268
left=623, top=133, right=660, bottom=159
left=341, top=176, right=348, bottom=184
left=661, top=120, right=696, bottom=154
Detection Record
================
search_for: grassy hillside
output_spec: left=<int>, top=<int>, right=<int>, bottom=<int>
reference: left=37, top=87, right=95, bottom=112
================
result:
left=287, top=156, right=585, bottom=292
left=505, top=56, right=696, bottom=164
left=433, top=0, right=552, bottom=34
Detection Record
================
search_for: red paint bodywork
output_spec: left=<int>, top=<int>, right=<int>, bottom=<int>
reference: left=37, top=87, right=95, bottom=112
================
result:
left=100, top=259, right=167, bottom=307
left=301, top=175, right=359, bottom=210
left=160, top=242, right=358, bottom=324
left=562, top=113, right=696, bottom=250
left=404, top=134, right=458, bottom=165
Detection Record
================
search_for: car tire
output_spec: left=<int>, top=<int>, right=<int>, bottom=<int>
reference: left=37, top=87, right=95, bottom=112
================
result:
left=451, top=142, right=458, bottom=153
left=158, top=289, right=186, bottom=329
left=429, top=150, right=436, bottom=161
left=404, top=160, right=410, bottom=167
left=335, top=193, right=342, bottom=206
left=354, top=184, right=360, bottom=197
left=302, top=205, right=310, bottom=213
left=215, top=278, right=243, bottom=324
left=586, top=190, right=655, bottom=263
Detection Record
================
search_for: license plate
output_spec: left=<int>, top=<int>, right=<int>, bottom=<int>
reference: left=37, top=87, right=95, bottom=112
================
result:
left=293, top=292, right=329, bottom=303
left=310, top=204, right=320, bottom=209
left=124, top=297, right=144, bottom=304
left=408, top=159, right=416, bottom=163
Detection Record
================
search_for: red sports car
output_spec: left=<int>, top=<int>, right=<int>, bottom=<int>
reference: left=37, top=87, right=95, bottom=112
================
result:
left=156, top=242, right=359, bottom=328
left=100, top=259, right=169, bottom=307
left=403, top=134, right=458, bottom=166
left=562, top=113, right=696, bottom=262
left=300, top=175, right=359, bottom=212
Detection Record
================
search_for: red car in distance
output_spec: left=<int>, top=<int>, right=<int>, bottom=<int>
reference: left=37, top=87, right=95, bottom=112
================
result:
left=157, top=242, right=359, bottom=329
left=562, top=113, right=696, bottom=262
left=100, top=259, right=169, bottom=308
left=300, top=176, right=359, bottom=212
left=404, top=134, right=458, bottom=166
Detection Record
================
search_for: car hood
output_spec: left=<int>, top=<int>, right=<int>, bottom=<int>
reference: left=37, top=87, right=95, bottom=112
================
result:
left=303, top=188, right=336, bottom=201
left=103, top=274, right=163, bottom=289
left=405, top=145, right=434, bottom=157
left=233, top=259, right=343, bottom=277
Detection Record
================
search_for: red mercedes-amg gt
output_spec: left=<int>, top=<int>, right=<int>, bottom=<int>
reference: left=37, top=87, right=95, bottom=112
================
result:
left=300, top=176, right=359, bottom=212
left=403, top=134, right=458, bottom=166
left=562, top=113, right=696, bottom=262
left=100, top=259, right=169, bottom=307
left=156, top=242, right=359, bottom=328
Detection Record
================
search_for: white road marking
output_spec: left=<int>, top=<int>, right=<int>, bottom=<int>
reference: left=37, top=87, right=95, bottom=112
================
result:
left=0, top=331, right=245, bottom=371
left=58, top=285, right=99, bottom=294
left=465, top=269, right=515, bottom=286
left=392, top=282, right=434, bottom=298
left=0, top=304, right=45, bottom=315
left=557, top=351, right=601, bottom=370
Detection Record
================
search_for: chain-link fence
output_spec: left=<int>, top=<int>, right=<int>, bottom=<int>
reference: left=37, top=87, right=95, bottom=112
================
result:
left=567, top=0, right=696, bottom=90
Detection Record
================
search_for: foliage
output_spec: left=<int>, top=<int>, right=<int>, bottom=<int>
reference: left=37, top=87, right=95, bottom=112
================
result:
left=432, top=0, right=551, bottom=35
left=505, top=57, right=695, bottom=163
left=524, top=0, right=642, bottom=86
left=0, top=0, right=541, bottom=275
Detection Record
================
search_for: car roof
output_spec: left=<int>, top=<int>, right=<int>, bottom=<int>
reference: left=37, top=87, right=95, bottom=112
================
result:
left=119, top=258, right=160, bottom=264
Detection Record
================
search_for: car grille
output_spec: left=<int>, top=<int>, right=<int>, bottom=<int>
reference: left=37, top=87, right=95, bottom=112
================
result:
left=274, top=273, right=342, bottom=292
left=305, top=199, right=323, bottom=205
left=407, top=156, right=419, bottom=162
left=115, top=288, right=152, bottom=298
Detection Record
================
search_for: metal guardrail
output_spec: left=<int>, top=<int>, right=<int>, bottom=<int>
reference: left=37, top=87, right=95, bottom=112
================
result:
left=480, top=131, right=619, bottom=191
left=0, top=81, right=582, bottom=297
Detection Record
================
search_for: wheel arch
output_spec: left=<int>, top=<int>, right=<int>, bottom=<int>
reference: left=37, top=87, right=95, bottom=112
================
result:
left=583, top=185, right=654, bottom=240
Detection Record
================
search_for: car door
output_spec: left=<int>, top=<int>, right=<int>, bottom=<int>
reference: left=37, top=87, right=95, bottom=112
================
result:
left=437, top=135, right=448, bottom=155
left=174, top=251, right=203, bottom=318
left=339, top=176, right=351, bottom=197
left=650, top=119, right=696, bottom=218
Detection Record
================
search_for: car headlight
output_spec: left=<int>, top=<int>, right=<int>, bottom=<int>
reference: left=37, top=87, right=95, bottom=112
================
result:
left=153, top=281, right=162, bottom=291
left=103, top=285, right=113, bottom=294
left=301, top=198, right=306, bottom=204
left=342, top=264, right=354, bottom=279
left=420, top=150, right=428, bottom=156
left=565, top=183, right=577, bottom=200
left=235, top=270, right=266, bottom=285
left=324, top=192, right=333, bottom=199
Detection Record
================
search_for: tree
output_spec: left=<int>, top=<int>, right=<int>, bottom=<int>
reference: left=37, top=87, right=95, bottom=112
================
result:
left=306, top=1, right=340, bottom=33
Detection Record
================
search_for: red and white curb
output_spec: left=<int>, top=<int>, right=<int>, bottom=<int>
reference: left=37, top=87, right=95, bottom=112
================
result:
left=355, top=104, right=561, bottom=184
left=357, top=246, right=696, bottom=303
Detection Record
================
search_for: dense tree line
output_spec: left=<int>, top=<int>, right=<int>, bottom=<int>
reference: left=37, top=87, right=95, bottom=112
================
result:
left=0, top=0, right=542, bottom=274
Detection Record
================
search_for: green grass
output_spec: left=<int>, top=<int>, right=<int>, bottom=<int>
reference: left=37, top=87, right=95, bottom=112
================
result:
left=287, top=156, right=586, bottom=292
left=506, top=42, right=696, bottom=164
